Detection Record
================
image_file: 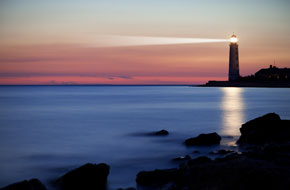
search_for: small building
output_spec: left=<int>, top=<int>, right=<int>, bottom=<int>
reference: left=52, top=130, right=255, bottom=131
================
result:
left=255, top=65, right=290, bottom=80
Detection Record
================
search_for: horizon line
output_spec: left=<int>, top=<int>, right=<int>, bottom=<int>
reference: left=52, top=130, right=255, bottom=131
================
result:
left=0, top=84, right=200, bottom=86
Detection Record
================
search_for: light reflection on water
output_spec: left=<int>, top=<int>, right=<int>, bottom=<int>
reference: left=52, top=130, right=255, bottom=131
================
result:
left=220, top=87, right=245, bottom=136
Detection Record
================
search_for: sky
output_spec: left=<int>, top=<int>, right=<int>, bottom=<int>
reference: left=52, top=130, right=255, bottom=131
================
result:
left=0, top=0, right=290, bottom=85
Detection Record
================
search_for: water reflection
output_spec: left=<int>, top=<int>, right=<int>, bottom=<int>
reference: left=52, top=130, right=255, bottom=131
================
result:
left=220, top=87, right=245, bottom=136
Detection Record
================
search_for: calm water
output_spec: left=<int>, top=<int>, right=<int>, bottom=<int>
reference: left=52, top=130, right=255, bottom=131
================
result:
left=0, top=86, right=290, bottom=189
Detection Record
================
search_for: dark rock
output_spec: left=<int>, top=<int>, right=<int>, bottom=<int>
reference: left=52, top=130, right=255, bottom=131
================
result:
left=154, top=129, right=169, bottom=136
left=172, top=155, right=191, bottom=161
left=1, top=178, right=46, bottom=190
left=264, top=143, right=290, bottom=154
left=237, top=113, right=290, bottom=144
left=242, top=143, right=290, bottom=165
left=140, top=153, right=290, bottom=190
left=58, top=163, right=110, bottom=190
left=184, top=132, right=221, bottom=146
left=178, top=155, right=290, bottom=190
left=136, top=168, right=179, bottom=186
left=192, top=150, right=200, bottom=154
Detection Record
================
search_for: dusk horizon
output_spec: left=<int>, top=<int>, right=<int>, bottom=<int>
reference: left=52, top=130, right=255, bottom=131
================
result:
left=1, top=0, right=290, bottom=85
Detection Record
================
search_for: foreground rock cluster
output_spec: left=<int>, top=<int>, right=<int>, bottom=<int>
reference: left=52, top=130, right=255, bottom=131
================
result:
left=137, top=147, right=290, bottom=190
left=1, top=163, right=110, bottom=190
left=1, top=113, right=290, bottom=190
left=137, top=113, right=290, bottom=190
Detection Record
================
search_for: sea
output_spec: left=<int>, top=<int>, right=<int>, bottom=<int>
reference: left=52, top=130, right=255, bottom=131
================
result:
left=0, top=85, right=290, bottom=189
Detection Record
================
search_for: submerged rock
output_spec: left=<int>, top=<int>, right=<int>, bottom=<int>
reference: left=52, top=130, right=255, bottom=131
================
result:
left=154, top=129, right=169, bottom=136
left=185, top=132, right=221, bottom=146
left=58, top=163, right=110, bottom=190
left=185, top=156, right=212, bottom=165
left=1, top=178, right=46, bottom=190
left=210, top=149, right=235, bottom=155
left=237, top=113, right=290, bottom=144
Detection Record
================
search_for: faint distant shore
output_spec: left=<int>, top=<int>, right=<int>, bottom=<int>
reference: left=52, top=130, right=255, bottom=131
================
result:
left=0, top=84, right=191, bottom=86
left=200, top=80, right=290, bottom=88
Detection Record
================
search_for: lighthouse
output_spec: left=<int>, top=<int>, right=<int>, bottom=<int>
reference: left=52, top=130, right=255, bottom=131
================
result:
left=228, top=34, right=240, bottom=81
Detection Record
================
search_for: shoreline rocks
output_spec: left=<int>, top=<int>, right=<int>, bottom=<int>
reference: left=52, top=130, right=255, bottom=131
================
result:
left=58, top=163, right=110, bottom=190
left=137, top=113, right=290, bottom=190
left=1, top=179, right=46, bottom=190
left=185, top=132, right=221, bottom=146
left=237, top=113, right=290, bottom=144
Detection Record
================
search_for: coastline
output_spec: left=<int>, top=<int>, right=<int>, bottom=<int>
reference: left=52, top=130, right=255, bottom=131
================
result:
left=200, top=80, right=290, bottom=88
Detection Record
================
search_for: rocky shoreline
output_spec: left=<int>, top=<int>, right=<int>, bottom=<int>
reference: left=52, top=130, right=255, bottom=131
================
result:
left=1, top=113, right=290, bottom=190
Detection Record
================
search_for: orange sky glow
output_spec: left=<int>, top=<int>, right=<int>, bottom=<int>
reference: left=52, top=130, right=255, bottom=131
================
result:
left=1, top=0, right=290, bottom=85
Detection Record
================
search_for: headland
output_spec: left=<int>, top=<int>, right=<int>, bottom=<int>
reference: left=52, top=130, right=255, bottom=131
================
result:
left=202, top=65, right=290, bottom=87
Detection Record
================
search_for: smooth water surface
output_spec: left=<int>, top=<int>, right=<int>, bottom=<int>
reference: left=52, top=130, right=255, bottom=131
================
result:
left=0, top=86, right=290, bottom=189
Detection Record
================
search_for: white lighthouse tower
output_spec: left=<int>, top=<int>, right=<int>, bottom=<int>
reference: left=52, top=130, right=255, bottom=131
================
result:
left=228, top=34, right=240, bottom=81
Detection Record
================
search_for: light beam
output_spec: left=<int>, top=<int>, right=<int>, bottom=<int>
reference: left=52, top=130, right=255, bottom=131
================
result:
left=90, top=35, right=230, bottom=47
